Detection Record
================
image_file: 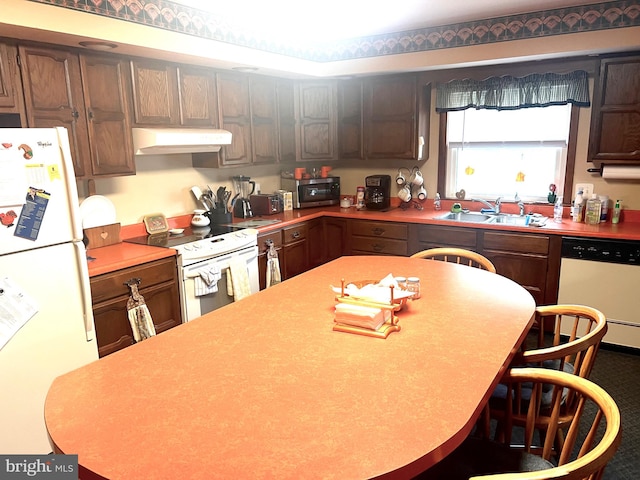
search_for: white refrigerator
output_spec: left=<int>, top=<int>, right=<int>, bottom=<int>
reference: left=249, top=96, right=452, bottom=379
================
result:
left=0, top=128, right=98, bottom=453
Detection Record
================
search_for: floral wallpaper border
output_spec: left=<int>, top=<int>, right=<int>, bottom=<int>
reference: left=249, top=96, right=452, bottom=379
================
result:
left=27, top=0, right=640, bottom=62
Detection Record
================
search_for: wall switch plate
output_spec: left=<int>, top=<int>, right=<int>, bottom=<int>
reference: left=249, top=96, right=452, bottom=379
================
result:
left=575, top=183, right=594, bottom=198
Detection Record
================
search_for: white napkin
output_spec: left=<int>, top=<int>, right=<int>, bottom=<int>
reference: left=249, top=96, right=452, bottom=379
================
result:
left=334, top=303, right=391, bottom=330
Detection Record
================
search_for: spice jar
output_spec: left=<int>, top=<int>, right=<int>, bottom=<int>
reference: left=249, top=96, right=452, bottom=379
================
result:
left=407, top=277, right=421, bottom=299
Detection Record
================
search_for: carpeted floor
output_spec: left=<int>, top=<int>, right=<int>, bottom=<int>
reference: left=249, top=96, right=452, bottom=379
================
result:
left=588, top=345, right=640, bottom=479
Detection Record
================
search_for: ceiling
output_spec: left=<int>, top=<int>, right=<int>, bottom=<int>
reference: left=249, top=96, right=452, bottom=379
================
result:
left=171, top=0, right=603, bottom=45
left=4, top=0, right=638, bottom=78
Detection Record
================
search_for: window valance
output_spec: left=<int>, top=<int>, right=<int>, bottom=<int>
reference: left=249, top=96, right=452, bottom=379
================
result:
left=436, top=70, right=590, bottom=112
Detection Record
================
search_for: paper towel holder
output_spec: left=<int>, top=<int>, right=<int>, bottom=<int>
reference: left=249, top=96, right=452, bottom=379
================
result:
left=587, top=166, right=603, bottom=175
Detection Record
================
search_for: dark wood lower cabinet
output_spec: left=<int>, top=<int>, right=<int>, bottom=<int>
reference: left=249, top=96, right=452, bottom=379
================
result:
left=90, top=256, right=182, bottom=357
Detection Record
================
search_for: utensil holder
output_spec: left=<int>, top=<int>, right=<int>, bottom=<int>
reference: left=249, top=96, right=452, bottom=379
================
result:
left=207, top=210, right=232, bottom=225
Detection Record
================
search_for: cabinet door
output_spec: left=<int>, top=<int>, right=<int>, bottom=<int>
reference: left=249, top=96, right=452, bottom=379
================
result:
left=79, top=53, right=135, bottom=177
left=283, top=240, right=308, bottom=279
left=282, top=223, right=308, bottom=279
left=337, top=79, right=364, bottom=159
left=364, top=74, right=418, bottom=160
left=19, top=45, right=91, bottom=177
left=250, top=76, right=278, bottom=164
left=298, top=82, right=337, bottom=160
left=588, top=55, right=640, bottom=163
left=480, top=231, right=556, bottom=306
left=130, top=59, right=180, bottom=125
left=324, top=217, right=348, bottom=262
left=217, top=73, right=252, bottom=166
left=177, top=65, right=218, bottom=127
left=0, top=42, right=26, bottom=122
left=277, top=79, right=297, bottom=163
left=307, top=218, right=325, bottom=269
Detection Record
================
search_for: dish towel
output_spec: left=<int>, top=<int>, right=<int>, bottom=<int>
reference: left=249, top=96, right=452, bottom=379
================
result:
left=266, top=242, right=281, bottom=288
left=194, top=264, right=221, bottom=297
left=126, top=283, right=156, bottom=342
left=226, top=256, right=252, bottom=301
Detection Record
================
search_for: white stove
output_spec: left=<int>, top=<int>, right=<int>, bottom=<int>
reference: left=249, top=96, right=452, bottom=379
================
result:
left=173, top=228, right=258, bottom=265
left=125, top=226, right=260, bottom=321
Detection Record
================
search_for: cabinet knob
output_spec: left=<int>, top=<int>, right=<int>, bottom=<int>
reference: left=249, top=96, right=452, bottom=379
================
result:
left=71, top=109, right=79, bottom=119
left=291, top=231, right=300, bottom=239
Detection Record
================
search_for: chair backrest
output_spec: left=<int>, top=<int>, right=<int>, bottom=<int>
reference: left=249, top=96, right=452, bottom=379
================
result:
left=410, top=247, right=497, bottom=273
left=474, top=368, right=621, bottom=480
left=521, top=304, right=608, bottom=380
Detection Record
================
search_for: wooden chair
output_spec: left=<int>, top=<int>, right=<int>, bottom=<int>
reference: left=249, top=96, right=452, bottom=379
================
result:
left=418, top=368, right=621, bottom=480
left=410, top=247, right=496, bottom=273
left=486, top=304, right=608, bottom=454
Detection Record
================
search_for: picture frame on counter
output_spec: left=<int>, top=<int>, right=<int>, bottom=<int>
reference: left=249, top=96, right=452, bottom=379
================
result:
left=143, top=213, right=169, bottom=234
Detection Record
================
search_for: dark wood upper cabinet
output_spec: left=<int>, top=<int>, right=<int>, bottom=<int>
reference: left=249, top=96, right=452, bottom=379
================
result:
left=277, top=79, right=297, bottom=164
left=336, top=73, right=429, bottom=161
left=0, top=41, right=26, bottom=123
left=337, top=79, right=364, bottom=159
left=249, top=76, right=279, bottom=164
left=297, top=81, right=338, bottom=161
left=177, top=65, right=218, bottom=127
left=19, top=45, right=134, bottom=178
left=130, top=59, right=180, bottom=126
left=79, top=53, right=136, bottom=176
left=588, top=53, right=640, bottom=164
left=215, top=72, right=252, bottom=166
left=19, top=45, right=91, bottom=177
left=364, top=74, right=424, bottom=160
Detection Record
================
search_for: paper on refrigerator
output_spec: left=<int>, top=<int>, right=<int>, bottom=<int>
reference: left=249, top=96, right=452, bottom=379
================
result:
left=0, top=277, right=38, bottom=351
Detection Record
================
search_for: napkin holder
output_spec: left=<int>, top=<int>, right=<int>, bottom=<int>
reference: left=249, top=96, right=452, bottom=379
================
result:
left=333, top=279, right=401, bottom=339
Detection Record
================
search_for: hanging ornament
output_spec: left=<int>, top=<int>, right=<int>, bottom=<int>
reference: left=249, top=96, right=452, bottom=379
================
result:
left=465, top=166, right=475, bottom=175
left=515, top=171, right=525, bottom=182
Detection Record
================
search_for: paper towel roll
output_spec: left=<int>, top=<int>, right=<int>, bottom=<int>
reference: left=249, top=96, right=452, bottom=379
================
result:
left=601, top=165, right=640, bottom=180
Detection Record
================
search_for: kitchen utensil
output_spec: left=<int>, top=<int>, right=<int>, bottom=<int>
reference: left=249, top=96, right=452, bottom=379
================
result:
left=191, top=186, right=210, bottom=211
left=191, top=209, right=210, bottom=227
left=232, top=175, right=256, bottom=218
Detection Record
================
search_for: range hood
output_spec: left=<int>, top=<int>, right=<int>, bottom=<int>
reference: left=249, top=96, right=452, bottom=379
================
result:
left=132, top=128, right=232, bottom=155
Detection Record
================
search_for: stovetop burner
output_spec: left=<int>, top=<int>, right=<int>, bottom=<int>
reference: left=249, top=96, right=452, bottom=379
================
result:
left=125, top=225, right=244, bottom=248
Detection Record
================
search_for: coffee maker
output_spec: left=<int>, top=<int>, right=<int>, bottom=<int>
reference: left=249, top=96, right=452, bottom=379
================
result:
left=232, top=175, right=256, bottom=218
left=364, top=175, right=391, bottom=210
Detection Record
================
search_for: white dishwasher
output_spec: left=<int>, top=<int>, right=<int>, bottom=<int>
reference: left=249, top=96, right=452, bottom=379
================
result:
left=558, top=236, right=640, bottom=350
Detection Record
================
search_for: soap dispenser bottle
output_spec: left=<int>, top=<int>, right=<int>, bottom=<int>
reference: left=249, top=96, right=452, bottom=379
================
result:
left=585, top=194, right=602, bottom=225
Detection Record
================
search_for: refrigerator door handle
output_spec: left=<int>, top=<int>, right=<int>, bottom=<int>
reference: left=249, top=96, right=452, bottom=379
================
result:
left=55, top=126, right=85, bottom=241
left=73, top=241, right=96, bottom=341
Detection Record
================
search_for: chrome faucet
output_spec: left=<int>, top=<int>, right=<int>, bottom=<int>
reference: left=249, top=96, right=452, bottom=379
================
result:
left=472, top=197, right=502, bottom=214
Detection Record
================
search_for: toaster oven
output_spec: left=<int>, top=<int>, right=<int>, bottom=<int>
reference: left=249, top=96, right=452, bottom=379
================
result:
left=250, top=194, right=282, bottom=215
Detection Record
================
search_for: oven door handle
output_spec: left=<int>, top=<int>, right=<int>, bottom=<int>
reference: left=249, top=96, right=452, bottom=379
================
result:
left=184, top=251, right=257, bottom=279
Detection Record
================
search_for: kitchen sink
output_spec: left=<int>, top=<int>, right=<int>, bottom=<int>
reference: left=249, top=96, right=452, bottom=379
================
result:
left=486, top=215, right=531, bottom=226
left=436, top=212, right=494, bottom=223
left=436, top=211, right=542, bottom=227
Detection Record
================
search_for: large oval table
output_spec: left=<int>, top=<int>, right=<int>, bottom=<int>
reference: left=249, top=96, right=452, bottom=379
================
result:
left=45, top=256, right=536, bottom=479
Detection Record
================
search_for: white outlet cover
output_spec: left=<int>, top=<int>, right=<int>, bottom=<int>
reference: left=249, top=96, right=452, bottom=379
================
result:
left=575, top=183, right=594, bottom=198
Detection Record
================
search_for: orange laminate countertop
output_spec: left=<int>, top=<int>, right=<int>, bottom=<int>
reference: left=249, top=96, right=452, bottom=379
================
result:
left=46, top=256, right=536, bottom=480
left=86, top=242, right=176, bottom=277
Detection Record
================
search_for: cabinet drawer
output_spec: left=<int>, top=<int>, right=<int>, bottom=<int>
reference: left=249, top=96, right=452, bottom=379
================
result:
left=258, top=230, right=283, bottom=250
left=351, top=236, right=408, bottom=256
left=90, top=257, right=177, bottom=304
left=282, top=223, right=308, bottom=244
left=351, top=220, right=407, bottom=240
left=483, top=231, right=549, bottom=255
left=417, top=225, right=476, bottom=248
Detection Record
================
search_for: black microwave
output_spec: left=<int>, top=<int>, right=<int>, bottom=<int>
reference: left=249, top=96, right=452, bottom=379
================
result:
left=281, top=177, right=340, bottom=209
